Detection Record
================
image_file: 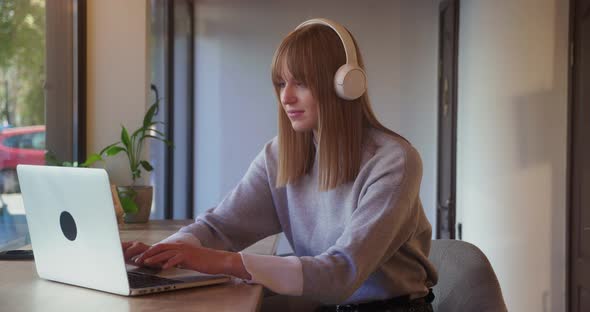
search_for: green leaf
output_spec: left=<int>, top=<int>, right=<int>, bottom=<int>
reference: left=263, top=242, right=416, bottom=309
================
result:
left=121, top=126, right=131, bottom=149
left=120, top=196, right=138, bottom=214
left=80, top=153, right=103, bottom=167
left=143, top=103, right=158, bottom=128
left=118, top=188, right=138, bottom=214
left=105, top=146, right=126, bottom=156
left=99, top=142, right=121, bottom=155
left=131, top=126, right=147, bottom=140
left=140, top=160, right=153, bottom=172
left=45, top=151, right=60, bottom=166
left=132, top=169, right=141, bottom=181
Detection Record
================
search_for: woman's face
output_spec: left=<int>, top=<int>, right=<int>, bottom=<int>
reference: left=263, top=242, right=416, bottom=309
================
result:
left=277, top=67, right=319, bottom=133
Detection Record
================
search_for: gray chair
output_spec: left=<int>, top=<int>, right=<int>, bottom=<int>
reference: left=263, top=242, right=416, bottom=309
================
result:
left=429, top=239, right=508, bottom=312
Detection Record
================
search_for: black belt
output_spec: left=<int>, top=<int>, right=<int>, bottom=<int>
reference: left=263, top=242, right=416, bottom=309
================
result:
left=317, top=289, right=435, bottom=312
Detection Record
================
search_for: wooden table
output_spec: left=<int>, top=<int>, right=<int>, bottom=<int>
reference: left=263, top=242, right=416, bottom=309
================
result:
left=0, top=220, right=277, bottom=312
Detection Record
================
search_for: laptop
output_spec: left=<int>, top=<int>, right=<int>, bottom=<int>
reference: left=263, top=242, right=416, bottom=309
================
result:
left=16, top=164, right=230, bottom=296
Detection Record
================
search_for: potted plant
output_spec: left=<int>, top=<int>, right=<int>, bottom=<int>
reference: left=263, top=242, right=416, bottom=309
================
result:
left=83, top=85, right=172, bottom=223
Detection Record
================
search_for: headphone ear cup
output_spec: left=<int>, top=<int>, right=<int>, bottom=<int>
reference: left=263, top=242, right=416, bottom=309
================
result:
left=334, top=64, right=367, bottom=100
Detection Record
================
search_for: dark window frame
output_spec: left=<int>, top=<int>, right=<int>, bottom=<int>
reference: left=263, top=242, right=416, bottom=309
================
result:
left=436, top=0, right=460, bottom=239
left=45, top=0, right=86, bottom=163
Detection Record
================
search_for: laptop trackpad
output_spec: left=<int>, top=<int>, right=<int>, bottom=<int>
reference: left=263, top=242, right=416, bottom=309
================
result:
left=126, top=264, right=220, bottom=281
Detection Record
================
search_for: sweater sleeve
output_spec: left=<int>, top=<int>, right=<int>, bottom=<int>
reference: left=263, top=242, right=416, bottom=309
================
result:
left=239, top=252, right=304, bottom=296
left=168, top=140, right=282, bottom=252
left=299, top=145, right=424, bottom=304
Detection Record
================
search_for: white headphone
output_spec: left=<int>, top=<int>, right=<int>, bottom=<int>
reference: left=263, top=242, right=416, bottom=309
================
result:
left=295, top=18, right=367, bottom=101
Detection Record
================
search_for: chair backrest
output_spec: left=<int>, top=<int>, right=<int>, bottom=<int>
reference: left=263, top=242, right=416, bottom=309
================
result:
left=429, top=239, right=508, bottom=312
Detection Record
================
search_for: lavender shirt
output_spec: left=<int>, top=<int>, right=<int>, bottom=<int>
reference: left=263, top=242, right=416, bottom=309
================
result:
left=165, top=128, right=438, bottom=304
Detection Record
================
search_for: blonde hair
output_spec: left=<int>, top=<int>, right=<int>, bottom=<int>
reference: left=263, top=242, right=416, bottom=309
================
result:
left=272, top=23, right=402, bottom=190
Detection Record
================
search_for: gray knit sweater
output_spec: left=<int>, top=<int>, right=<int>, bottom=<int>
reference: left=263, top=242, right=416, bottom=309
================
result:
left=175, top=128, right=438, bottom=304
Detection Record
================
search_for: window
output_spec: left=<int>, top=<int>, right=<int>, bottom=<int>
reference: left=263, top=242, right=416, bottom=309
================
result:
left=0, top=0, right=85, bottom=251
left=150, top=0, right=194, bottom=220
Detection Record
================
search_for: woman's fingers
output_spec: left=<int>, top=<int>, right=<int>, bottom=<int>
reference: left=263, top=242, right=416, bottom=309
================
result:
left=143, top=250, right=179, bottom=266
left=132, top=243, right=203, bottom=271
left=123, top=241, right=150, bottom=261
left=136, top=243, right=179, bottom=264
left=125, top=242, right=147, bottom=259
left=162, top=254, right=185, bottom=270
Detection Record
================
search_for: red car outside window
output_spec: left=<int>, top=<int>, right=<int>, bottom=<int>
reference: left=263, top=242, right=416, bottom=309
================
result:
left=0, top=125, right=46, bottom=193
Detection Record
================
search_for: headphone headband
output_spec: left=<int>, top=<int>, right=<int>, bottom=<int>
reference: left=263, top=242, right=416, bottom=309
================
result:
left=295, top=18, right=359, bottom=66
left=293, top=18, right=367, bottom=101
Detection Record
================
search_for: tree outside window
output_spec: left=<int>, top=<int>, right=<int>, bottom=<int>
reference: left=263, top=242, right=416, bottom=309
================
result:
left=0, top=0, right=46, bottom=128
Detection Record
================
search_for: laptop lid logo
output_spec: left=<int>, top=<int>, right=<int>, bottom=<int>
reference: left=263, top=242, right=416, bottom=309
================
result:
left=60, top=211, right=77, bottom=241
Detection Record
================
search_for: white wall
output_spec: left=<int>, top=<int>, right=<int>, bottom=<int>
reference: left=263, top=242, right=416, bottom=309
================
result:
left=192, top=0, right=440, bottom=231
left=457, top=0, right=569, bottom=311
left=86, top=0, right=150, bottom=186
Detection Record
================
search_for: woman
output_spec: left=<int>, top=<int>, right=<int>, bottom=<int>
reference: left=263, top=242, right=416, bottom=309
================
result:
left=124, top=18, right=438, bottom=312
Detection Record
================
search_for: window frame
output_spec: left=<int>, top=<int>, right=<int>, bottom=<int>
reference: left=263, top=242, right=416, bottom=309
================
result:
left=44, top=0, right=86, bottom=163
left=150, top=0, right=195, bottom=220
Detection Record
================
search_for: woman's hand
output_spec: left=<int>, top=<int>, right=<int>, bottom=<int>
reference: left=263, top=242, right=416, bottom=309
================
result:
left=121, top=241, right=151, bottom=264
left=134, top=243, right=252, bottom=279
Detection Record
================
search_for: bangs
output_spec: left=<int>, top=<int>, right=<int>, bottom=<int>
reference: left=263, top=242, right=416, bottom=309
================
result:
left=271, top=30, right=315, bottom=88
left=271, top=26, right=345, bottom=103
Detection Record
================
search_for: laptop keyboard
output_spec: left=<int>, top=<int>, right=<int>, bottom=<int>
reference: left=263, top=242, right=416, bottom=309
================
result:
left=127, top=271, right=183, bottom=289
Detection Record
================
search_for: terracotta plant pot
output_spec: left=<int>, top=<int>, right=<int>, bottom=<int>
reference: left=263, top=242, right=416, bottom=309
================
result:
left=116, top=185, right=153, bottom=223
